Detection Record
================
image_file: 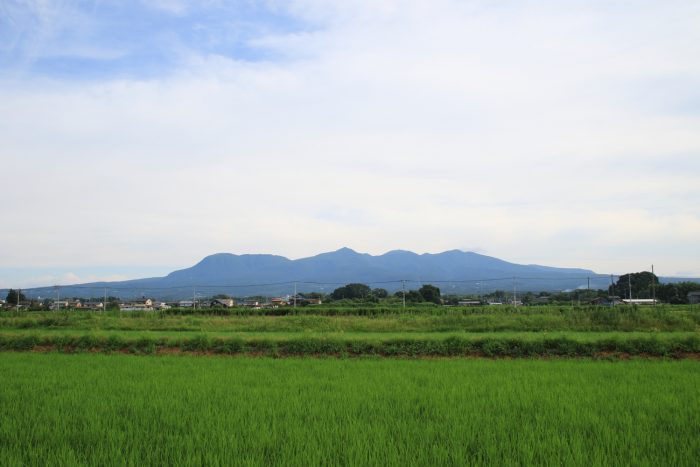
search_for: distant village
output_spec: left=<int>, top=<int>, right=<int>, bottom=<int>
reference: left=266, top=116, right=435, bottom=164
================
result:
left=2, top=290, right=700, bottom=311
left=3, top=272, right=700, bottom=310
left=0, top=294, right=323, bottom=311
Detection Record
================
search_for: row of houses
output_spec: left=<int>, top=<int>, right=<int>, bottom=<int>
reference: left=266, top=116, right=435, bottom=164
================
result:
left=177, top=296, right=322, bottom=309
left=0, top=295, right=322, bottom=311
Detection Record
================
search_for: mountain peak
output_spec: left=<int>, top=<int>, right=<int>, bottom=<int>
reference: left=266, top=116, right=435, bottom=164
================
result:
left=329, top=247, right=360, bottom=256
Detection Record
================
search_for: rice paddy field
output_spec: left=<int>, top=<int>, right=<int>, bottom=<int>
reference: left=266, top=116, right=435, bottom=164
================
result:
left=1, top=305, right=699, bottom=465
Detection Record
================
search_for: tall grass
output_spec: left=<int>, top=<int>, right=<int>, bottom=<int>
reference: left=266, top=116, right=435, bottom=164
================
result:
left=0, top=354, right=698, bottom=466
left=1, top=332, right=699, bottom=357
left=1, top=305, right=699, bottom=333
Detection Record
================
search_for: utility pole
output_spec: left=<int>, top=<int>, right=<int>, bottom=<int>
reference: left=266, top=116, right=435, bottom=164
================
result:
left=17, top=288, right=21, bottom=312
left=651, top=264, right=656, bottom=306
left=628, top=274, right=632, bottom=300
left=193, top=287, right=196, bottom=311
left=587, top=277, right=590, bottom=302
left=512, top=276, right=517, bottom=308
left=104, top=287, right=107, bottom=312
left=56, top=286, right=60, bottom=312
left=294, top=282, right=297, bottom=308
left=402, top=280, right=406, bottom=309
left=610, top=275, right=615, bottom=307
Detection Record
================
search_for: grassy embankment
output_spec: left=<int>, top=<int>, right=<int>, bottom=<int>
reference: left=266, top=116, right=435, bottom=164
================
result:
left=1, top=354, right=698, bottom=466
left=1, top=305, right=698, bottom=357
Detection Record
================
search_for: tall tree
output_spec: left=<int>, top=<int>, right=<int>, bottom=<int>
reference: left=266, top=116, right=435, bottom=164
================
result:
left=657, top=282, right=700, bottom=304
left=5, top=289, right=26, bottom=305
left=331, top=283, right=371, bottom=300
left=612, top=272, right=659, bottom=299
left=371, top=288, right=388, bottom=299
left=419, top=284, right=441, bottom=304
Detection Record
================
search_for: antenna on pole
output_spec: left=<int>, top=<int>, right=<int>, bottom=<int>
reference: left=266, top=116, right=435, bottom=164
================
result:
left=586, top=276, right=591, bottom=303
left=402, top=280, right=406, bottom=309
left=610, top=275, right=615, bottom=307
left=628, top=274, right=632, bottom=300
left=651, top=264, right=656, bottom=306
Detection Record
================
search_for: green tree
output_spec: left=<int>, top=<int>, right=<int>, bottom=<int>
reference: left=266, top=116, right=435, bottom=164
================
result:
left=405, top=290, right=424, bottom=303
left=657, top=281, right=700, bottom=304
left=331, top=283, right=371, bottom=300
left=418, top=284, right=441, bottom=304
left=613, top=272, right=659, bottom=299
left=5, top=289, right=26, bottom=306
left=371, top=288, right=388, bottom=299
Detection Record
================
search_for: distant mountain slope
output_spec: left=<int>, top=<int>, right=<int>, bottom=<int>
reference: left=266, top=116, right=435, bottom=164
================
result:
left=18, top=248, right=618, bottom=299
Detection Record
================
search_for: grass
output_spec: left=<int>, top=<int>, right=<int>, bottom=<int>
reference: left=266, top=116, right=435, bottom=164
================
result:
left=1, top=330, right=698, bottom=357
left=1, top=354, right=698, bottom=466
left=2, top=305, right=700, bottom=333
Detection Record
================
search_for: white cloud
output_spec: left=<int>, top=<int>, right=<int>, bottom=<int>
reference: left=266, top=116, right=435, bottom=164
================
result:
left=0, top=273, right=129, bottom=289
left=1, top=0, right=699, bottom=281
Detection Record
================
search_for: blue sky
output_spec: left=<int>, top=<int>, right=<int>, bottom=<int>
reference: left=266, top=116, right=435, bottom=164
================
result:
left=1, top=0, right=699, bottom=288
left=1, top=1, right=310, bottom=78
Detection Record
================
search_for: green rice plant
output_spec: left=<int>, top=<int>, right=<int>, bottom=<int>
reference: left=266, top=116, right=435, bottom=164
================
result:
left=179, top=334, right=211, bottom=352
left=1, top=355, right=699, bottom=466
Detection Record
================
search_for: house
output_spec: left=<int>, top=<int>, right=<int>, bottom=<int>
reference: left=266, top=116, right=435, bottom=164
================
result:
left=270, top=297, right=288, bottom=307
left=178, top=300, right=195, bottom=308
left=621, top=299, right=658, bottom=305
left=590, top=296, right=624, bottom=306
left=119, top=299, right=154, bottom=311
left=82, top=302, right=105, bottom=310
left=288, top=295, right=322, bottom=305
left=243, top=300, right=260, bottom=308
left=49, top=301, right=70, bottom=310
left=210, top=298, right=235, bottom=308
left=458, top=300, right=481, bottom=306
left=687, top=291, right=700, bottom=305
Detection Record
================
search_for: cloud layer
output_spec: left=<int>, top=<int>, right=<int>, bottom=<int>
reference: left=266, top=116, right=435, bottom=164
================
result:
left=1, top=0, right=699, bottom=287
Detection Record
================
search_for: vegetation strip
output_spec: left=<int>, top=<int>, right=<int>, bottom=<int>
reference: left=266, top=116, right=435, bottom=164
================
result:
left=2, top=304, right=700, bottom=333
left=2, top=333, right=699, bottom=357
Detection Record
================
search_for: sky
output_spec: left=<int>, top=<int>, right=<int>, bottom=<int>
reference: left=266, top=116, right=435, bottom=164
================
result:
left=1, top=0, right=699, bottom=288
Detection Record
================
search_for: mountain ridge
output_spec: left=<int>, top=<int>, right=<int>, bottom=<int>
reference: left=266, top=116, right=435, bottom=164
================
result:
left=13, top=248, right=616, bottom=299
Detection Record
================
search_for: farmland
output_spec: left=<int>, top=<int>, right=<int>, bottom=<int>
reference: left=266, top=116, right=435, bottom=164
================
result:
left=1, top=305, right=699, bottom=465
left=1, top=305, right=699, bottom=357
left=1, top=354, right=699, bottom=466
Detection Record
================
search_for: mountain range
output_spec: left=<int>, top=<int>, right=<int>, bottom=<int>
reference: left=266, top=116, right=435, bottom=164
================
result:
left=15, top=248, right=617, bottom=300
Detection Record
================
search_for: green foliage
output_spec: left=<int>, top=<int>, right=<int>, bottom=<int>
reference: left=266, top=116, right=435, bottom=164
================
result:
left=657, top=282, right=700, bottom=304
left=331, top=283, right=371, bottom=300
left=5, top=289, right=26, bottom=306
left=1, top=332, right=699, bottom=357
left=418, top=284, right=441, bottom=304
left=2, top=304, right=700, bottom=332
left=1, top=354, right=700, bottom=466
left=613, top=271, right=659, bottom=299
left=371, top=288, right=388, bottom=299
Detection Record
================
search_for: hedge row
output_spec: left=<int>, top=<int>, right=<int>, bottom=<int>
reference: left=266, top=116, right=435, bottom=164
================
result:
left=1, top=334, right=699, bottom=358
